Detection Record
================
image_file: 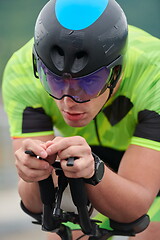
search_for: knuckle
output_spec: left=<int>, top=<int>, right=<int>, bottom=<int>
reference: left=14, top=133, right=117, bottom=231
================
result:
left=53, top=136, right=63, bottom=144
left=22, top=157, right=30, bottom=167
left=27, top=171, right=37, bottom=179
left=75, top=136, right=86, bottom=143
left=72, top=161, right=81, bottom=172
left=55, top=136, right=63, bottom=141
left=86, top=146, right=92, bottom=155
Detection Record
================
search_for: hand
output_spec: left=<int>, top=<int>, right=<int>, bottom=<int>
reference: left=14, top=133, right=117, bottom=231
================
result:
left=15, top=138, right=54, bottom=182
left=45, top=136, right=95, bottom=179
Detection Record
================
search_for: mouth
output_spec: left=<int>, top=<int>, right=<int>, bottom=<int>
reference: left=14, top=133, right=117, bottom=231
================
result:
left=62, top=110, right=85, bottom=121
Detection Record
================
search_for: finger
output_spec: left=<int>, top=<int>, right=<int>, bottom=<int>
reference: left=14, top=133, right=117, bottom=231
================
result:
left=22, top=139, right=48, bottom=159
left=46, top=136, right=87, bottom=155
left=15, top=150, right=51, bottom=170
left=45, top=137, right=62, bottom=147
left=60, top=155, right=94, bottom=179
left=17, top=166, right=53, bottom=182
left=58, top=145, right=91, bottom=160
left=61, top=158, right=94, bottom=179
left=15, top=154, right=53, bottom=182
left=61, top=156, right=91, bottom=173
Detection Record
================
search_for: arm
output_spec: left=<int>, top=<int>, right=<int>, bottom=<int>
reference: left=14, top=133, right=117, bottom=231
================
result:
left=13, top=135, right=54, bottom=213
left=45, top=137, right=160, bottom=223
left=86, top=144, right=160, bottom=223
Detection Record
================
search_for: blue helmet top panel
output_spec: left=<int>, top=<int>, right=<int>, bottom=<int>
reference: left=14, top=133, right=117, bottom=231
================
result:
left=55, top=0, right=109, bottom=30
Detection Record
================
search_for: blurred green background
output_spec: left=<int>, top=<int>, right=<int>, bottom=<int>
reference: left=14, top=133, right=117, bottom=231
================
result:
left=0, top=1, right=159, bottom=239
left=0, top=0, right=48, bottom=84
left=0, top=0, right=160, bottom=84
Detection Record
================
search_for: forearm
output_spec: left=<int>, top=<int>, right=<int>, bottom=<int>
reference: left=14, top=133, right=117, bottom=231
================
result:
left=86, top=166, right=152, bottom=223
left=18, top=178, right=43, bottom=213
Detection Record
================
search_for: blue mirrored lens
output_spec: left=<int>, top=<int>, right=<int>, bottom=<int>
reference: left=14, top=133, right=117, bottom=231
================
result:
left=37, top=59, right=111, bottom=103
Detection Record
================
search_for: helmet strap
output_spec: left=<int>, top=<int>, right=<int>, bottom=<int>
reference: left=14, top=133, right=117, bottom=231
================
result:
left=106, top=65, right=122, bottom=101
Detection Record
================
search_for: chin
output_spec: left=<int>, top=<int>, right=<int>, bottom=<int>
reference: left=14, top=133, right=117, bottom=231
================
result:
left=64, top=119, right=90, bottom=128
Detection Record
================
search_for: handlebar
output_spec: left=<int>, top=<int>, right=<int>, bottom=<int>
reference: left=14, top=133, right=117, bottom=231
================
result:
left=25, top=151, right=150, bottom=240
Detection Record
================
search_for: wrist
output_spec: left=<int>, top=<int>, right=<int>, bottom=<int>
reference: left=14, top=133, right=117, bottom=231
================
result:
left=84, top=152, right=104, bottom=186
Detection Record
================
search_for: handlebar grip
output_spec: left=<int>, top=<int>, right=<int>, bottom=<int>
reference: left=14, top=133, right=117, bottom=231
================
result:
left=68, top=178, right=92, bottom=234
left=25, top=150, right=55, bottom=205
left=38, top=175, right=55, bottom=205
left=66, top=157, right=75, bottom=166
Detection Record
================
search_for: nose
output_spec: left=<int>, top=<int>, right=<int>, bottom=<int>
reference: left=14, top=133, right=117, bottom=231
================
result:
left=63, top=96, right=77, bottom=108
left=63, top=79, right=80, bottom=93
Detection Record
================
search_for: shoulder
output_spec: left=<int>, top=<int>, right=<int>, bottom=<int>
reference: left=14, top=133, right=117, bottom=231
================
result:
left=2, top=38, right=53, bottom=122
left=127, top=25, right=160, bottom=63
left=2, top=38, right=41, bottom=105
left=128, top=25, right=160, bottom=45
left=120, top=26, right=160, bottom=113
left=124, top=26, right=160, bottom=89
left=13, top=38, right=34, bottom=61
left=2, top=38, right=34, bottom=89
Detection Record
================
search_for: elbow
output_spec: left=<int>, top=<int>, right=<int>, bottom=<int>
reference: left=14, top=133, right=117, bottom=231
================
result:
left=121, top=191, right=153, bottom=223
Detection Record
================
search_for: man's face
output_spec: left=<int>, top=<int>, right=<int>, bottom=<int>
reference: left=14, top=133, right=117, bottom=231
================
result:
left=54, top=89, right=109, bottom=127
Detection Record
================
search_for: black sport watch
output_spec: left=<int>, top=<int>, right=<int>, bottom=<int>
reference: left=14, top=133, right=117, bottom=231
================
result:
left=84, top=153, right=104, bottom=186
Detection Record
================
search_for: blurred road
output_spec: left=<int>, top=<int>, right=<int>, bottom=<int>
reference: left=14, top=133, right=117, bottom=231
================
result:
left=0, top=188, right=47, bottom=240
left=0, top=101, right=47, bottom=240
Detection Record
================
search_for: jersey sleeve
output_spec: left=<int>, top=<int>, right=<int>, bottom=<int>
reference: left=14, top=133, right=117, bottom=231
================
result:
left=2, top=39, right=54, bottom=138
left=131, top=109, right=160, bottom=151
left=128, top=30, right=160, bottom=151
left=107, top=26, right=160, bottom=152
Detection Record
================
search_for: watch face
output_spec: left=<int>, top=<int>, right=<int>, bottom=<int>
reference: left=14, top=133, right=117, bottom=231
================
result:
left=84, top=153, right=104, bottom=185
left=96, top=161, right=105, bottom=181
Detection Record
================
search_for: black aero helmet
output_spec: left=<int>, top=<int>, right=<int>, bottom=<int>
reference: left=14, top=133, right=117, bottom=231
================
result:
left=33, top=0, right=128, bottom=103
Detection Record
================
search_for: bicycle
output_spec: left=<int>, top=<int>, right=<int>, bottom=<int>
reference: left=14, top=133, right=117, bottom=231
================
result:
left=25, top=151, right=150, bottom=240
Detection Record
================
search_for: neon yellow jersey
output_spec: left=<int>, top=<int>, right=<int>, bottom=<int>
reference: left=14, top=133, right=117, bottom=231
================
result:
left=2, top=25, right=160, bottom=153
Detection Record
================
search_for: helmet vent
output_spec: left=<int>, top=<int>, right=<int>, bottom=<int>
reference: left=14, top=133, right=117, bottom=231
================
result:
left=72, top=51, right=88, bottom=73
left=51, top=46, right=65, bottom=71
left=76, top=51, right=86, bottom=59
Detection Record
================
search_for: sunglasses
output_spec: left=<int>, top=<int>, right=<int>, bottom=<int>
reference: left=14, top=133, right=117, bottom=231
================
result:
left=33, top=49, right=122, bottom=103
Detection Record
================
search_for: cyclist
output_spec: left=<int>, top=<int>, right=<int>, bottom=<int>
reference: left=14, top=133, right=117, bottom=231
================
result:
left=2, top=0, right=160, bottom=239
